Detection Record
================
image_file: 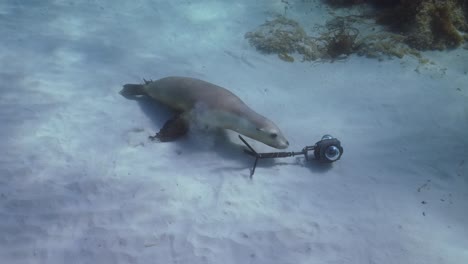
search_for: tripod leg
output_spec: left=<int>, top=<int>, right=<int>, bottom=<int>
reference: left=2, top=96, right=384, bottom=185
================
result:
left=250, top=158, right=259, bottom=178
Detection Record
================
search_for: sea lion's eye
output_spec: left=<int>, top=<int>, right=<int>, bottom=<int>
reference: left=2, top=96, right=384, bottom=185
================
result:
left=270, top=133, right=278, bottom=138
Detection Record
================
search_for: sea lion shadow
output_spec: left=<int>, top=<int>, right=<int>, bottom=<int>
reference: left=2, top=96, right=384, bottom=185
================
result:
left=183, top=129, right=252, bottom=164
left=240, top=156, right=333, bottom=177
left=300, top=159, right=334, bottom=174
left=123, top=94, right=174, bottom=128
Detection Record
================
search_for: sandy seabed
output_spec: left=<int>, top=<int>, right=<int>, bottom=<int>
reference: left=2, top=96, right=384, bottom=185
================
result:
left=0, top=0, right=467, bottom=263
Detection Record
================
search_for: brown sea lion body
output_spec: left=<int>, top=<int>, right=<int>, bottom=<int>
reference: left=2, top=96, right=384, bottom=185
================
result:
left=121, top=76, right=289, bottom=149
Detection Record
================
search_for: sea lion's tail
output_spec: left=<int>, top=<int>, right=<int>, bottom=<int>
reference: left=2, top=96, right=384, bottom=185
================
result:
left=120, top=84, right=145, bottom=97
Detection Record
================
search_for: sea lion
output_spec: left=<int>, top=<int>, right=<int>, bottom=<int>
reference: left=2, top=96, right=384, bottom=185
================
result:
left=120, top=76, right=289, bottom=149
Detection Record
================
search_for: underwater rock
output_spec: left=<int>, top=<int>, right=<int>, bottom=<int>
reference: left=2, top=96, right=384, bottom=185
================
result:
left=406, top=1, right=466, bottom=50
left=326, top=0, right=468, bottom=50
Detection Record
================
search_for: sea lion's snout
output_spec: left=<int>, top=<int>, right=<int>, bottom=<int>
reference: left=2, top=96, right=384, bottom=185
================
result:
left=279, top=139, right=289, bottom=149
left=256, top=126, right=289, bottom=149
left=275, top=137, right=289, bottom=149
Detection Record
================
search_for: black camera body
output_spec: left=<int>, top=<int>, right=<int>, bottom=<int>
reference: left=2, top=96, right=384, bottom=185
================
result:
left=310, top=136, right=343, bottom=163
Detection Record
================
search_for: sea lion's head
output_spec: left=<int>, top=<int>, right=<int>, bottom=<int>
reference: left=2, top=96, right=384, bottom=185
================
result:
left=233, top=111, right=289, bottom=149
left=254, top=123, right=289, bottom=149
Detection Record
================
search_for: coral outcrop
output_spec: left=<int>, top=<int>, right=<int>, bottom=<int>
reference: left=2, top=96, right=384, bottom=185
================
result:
left=377, top=1, right=466, bottom=49
left=328, top=0, right=468, bottom=50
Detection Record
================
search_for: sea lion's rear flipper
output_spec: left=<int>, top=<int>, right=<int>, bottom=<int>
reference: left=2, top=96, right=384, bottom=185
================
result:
left=149, top=115, right=189, bottom=142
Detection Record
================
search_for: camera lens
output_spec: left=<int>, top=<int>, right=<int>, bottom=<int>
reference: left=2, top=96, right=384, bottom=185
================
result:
left=325, top=145, right=341, bottom=161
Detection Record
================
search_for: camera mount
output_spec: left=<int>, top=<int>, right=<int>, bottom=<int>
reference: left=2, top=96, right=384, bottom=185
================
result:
left=239, top=135, right=343, bottom=177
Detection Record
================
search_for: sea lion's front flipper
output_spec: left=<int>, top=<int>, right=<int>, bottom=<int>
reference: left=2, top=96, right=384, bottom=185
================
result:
left=149, top=115, right=189, bottom=142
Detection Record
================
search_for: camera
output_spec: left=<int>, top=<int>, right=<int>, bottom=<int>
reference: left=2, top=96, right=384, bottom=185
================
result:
left=310, top=135, right=343, bottom=163
left=240, top=134, right=344, bottom=177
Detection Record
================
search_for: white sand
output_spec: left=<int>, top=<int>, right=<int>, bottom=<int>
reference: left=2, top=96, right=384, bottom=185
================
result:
left=0, top=0, right=467, bottom=263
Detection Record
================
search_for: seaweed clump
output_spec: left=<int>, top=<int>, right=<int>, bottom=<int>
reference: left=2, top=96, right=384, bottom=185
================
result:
left=313, top=17, right=360, bottom=60
left=244, top=16, right=320, bottom=62
left=245, top=15, right=363, bottom=61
